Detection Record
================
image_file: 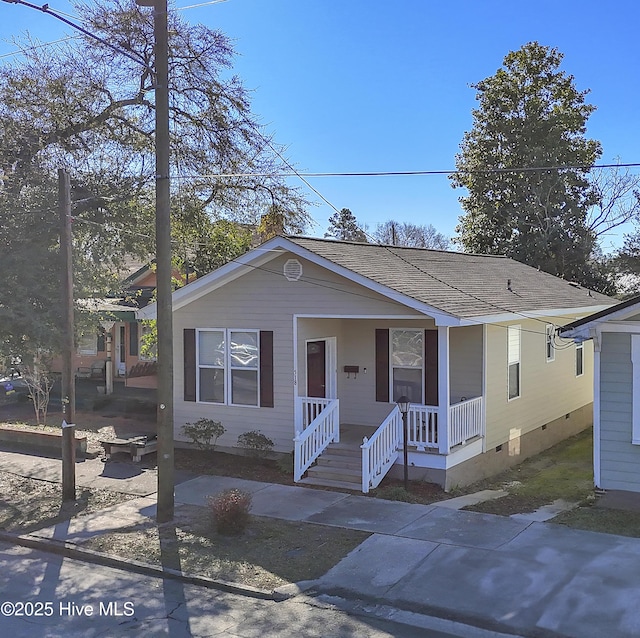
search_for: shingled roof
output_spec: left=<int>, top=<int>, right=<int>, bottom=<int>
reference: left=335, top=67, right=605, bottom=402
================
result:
left=286, top=236, right=614, bottom=319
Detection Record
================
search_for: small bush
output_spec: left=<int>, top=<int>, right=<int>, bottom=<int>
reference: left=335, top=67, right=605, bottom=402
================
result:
left=208, top=488, right=252, bottom=535
left=182, top=418, right=226, bottom=451
left=237, top=430, right=274, bottom=459
left=375, top=486, right=418, bottom=503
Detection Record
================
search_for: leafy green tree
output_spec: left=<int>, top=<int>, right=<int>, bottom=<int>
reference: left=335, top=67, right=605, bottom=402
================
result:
left=325, top=208, right=368, bottom=242
left=373, top=220, right=449, bottom=249
left=0, top=0, right=310, bottom=360
left=451, top=42, right=603, bottom=287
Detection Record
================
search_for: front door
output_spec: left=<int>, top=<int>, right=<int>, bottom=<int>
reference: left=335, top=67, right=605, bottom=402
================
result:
left=306, top=340, right=326, bottom=397
left=116, top=325, right=126, bottom=376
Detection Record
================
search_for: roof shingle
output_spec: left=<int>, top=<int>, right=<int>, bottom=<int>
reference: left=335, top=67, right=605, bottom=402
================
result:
left=287, top=236, right=614, bottom=318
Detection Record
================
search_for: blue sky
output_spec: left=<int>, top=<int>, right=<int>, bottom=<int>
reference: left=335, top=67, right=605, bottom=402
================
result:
left=1, top=0, right=639, bottom=250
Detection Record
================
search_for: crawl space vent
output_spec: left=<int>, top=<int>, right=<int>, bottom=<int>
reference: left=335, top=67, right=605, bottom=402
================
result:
left=283, top=258, right=303, bottom=281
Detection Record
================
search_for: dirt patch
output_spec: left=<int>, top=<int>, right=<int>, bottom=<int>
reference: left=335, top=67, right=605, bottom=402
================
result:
left=174, top=448, right=295, bottom=485
left=82, top=504, right=369, bottom=590
left=0, top=471, right=136, bottom=534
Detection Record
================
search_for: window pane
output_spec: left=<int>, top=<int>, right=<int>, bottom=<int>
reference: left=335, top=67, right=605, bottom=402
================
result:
left=393, top=368, right=422, bottom=404
left=199, top=368, right=224, bottom=403
left=508, top=362, right=520, bottom=399
left=231, top=369, right=258, bottom=405
left=391, top=330, right=423, bottom=367
left=78, top=334, right=97, bottom=356
left=199, top=331, right=224, bottom=366
left=230, top=331, right=258, bottom=368
left=576, top=346, right=584, bottom=376
left=508, top=326, right=520, bottom=365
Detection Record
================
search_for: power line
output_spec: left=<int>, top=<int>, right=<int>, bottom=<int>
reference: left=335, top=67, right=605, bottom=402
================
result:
left=0, top=0, right=152, bottom=71
left=173, top=162, right=640, bottom=181
left=65, top=215, right=588, bottom=343
left=0, top=35, right=80, bottom=59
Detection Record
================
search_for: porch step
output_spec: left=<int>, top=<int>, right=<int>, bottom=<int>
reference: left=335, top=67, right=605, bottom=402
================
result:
left=306, top=464, right=362, bottom=484
left=324, top=443, right=361, bottom=457
left=316, top=453, right=361, bottom=471
left=298, top=476, right=362, bottom=491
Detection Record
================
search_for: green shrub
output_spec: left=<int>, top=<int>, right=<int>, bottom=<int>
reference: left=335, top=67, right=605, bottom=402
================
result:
left=208, top=488, right=252, bottom=535
left=181, top=418, right=226, bottom=451
left=237, top=430, right=274, bottom=459
left=375, top=486, right=418, bottom=503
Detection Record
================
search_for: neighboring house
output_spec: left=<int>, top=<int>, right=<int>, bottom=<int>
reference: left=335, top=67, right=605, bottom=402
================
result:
left=138, top=236, right=615, bottom=491
left=50, top=262, right=158, bottom=390
left=562, top=295, right=640, bottom=495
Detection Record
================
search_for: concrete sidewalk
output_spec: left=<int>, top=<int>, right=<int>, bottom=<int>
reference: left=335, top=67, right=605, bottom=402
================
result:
left=170, top=475, right=640, bottom=638
left=3, top=448, right=640, bottom=637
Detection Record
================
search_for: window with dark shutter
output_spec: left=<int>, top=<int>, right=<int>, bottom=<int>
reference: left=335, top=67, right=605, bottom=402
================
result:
left=184, top=328, right=196, bottom=402
left=375, top=329, right=389, bottom=402
left=260, top=331, right=274, bottom=407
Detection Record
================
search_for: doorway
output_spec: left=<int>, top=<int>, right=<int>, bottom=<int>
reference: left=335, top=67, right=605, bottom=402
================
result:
left=305, top=337, right=337, bottom=399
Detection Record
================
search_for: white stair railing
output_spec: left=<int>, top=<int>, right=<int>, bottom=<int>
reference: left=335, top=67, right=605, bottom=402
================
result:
left=293, top=398, right=339, bottom=482
left=361, top=406, right=402, bottom=493
left=406, top=404, right=439, bottom=451
left=449, top=396, right=483, bottom=447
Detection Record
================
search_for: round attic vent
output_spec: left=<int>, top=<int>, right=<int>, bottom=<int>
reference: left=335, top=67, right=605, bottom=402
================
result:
left=283, top=258, right=303, bottom=281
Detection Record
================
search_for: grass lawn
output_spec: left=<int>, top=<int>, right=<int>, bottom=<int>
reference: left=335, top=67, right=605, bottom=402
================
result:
left=463, top=428, right=595, bottom=516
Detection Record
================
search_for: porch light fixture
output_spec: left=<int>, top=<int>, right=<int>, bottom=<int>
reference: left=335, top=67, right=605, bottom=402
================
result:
left=396, top=395, right=410, bottom=491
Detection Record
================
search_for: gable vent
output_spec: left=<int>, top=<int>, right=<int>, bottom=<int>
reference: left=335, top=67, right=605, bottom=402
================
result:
left=283, top=258, right=303, bottom=281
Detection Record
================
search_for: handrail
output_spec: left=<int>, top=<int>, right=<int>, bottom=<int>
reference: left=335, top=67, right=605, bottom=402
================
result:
left=449, top=396, right=483, bottom=448
left=298, top=396, right=332, bottom=431
left=406, top=404, right=439, bottom=450
left=293, top=398, right=339, bottom=482
left=361, top=405, right=402, bottom=493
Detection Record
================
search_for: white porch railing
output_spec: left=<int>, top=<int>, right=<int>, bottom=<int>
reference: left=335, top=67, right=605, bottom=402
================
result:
left=449, top=396, right=483, bottom=448
left=298, top=396, right=333, bottom=430
left=406, top=404, right=439, bottom=451
left=293, top=398, right=339, bottom=482
left=361, top=406, right=402, bottom=493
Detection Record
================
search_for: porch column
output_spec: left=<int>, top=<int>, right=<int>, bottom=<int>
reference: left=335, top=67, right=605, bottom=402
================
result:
left=101, top=321, right=116, bottom=396
left=437, top=325, right=450, bottom=455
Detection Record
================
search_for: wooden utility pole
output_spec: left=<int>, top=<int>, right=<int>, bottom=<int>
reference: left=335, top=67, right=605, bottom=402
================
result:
left=59, top=168, right=76, bottom=502
left=137, top=0, right=174, bottom=522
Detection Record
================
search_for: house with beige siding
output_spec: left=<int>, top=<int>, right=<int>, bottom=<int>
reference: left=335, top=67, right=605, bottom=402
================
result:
left=562, top=296, right=640, bottom=495
left=139, top=236, right=614, bottom=490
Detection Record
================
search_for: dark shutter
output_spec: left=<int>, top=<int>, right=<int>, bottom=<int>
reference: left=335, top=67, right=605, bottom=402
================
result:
left=259, top=330, right=274, bottom=408
left=97, top=331, right=105, bottom=352
left=425, top=330, right=438, bottom=406
left=375, top=329, right=389, bottom=402
left=129, top=322, right=139, bottom=357
left=184, top=328, right=196, bottom=402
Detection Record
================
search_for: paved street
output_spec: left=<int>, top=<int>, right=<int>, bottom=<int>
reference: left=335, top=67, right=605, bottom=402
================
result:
left=0, top=541, right=513, bottom=638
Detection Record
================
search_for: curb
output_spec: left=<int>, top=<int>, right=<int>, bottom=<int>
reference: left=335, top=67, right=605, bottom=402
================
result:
left=0, top=529, right=281, bottom=601
left=312, top=586, right=569, bottom=638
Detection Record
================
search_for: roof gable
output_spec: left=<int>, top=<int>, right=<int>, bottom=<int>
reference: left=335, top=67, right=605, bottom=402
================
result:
left=138, top=236, right=615, bottom=322
left=286, top=236, right=614, bottom=319
left=561, top=294, right=640, bottom=338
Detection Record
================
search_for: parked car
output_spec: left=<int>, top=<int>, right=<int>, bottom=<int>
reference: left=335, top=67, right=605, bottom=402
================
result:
left=0, top=371, right=29, bottom=399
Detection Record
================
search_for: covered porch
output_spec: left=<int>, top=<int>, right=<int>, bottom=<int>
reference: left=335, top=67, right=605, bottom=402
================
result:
left=292, top=316, right=485, bottom=492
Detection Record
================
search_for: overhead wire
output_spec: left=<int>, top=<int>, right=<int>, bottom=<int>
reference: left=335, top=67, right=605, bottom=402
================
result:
left=65, top=215, right=588, bottom=345
left=0, top=0, right=611, bottom=351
